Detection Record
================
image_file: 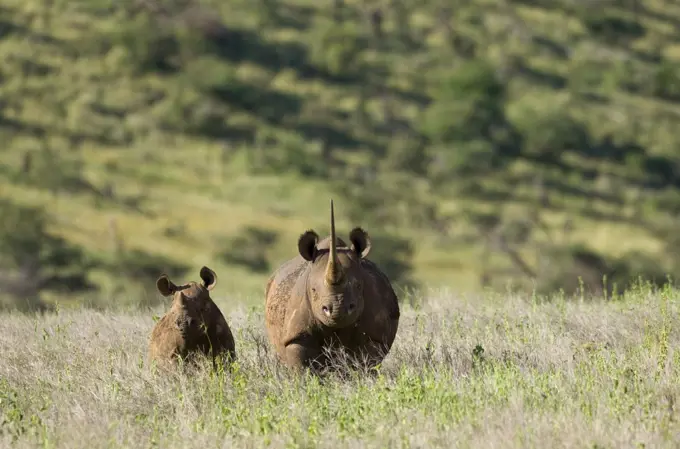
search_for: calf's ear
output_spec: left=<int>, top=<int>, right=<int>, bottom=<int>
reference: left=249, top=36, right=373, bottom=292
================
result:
left=199, top=266, right=217, bottom=291
left=156, top=274, right=177, bottom=296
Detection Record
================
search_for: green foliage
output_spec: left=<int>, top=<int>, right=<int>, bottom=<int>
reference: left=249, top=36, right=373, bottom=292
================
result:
left=249, top=129, right=330, bottom=178
left=652, top=59, right=680, bottom=100
left=309, top=18, right=365, bottom=77
left=109, top=250, right=188, bottom=286
left=512, top=102, right=590, bottom=159
left=420, top=60, right=506, bottom=143
left=218, top=226, right=279, bottom=274
left=106, top=13, right=181, bottom=74
left=366, top=233, right=418, bottom=293
left=0, top=200, right=94, bottom=311
left=579, top=9, right=646, bottom=45
left=420, top=60, right=520, bottom=180
left=533, top=245, right=670, bottom=298
left=97, top=248, right=190, bottom=309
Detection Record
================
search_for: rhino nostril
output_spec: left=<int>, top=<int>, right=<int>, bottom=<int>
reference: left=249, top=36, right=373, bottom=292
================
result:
left=322, top=305, right=332, bottom=317
left=347, top=303, right=356, bottom=313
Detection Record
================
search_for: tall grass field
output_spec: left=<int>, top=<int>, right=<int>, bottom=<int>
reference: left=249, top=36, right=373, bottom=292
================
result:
left=2, top=284, right=679, bottom=448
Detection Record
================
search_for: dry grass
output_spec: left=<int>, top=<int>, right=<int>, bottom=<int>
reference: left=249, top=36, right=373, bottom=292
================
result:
left=1, top=285, right=680, bottom=448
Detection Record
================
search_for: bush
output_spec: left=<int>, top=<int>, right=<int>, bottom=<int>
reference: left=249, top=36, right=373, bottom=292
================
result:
left=364, top=233, right=418, bottom=295
left=218, top=226, right=279, bottom=274
left=0, top=200, right=95, bottom=311
left=309, top=19, right=366, bottom=78
left=651, top=59, right=680, bottom=100
left=512, top=104, right=590, bottom=160
left=534, top=245, right=670, bottom=298
left=419, top=60, right=520, bottom=179
left=580, top=11, right=646, bottom=45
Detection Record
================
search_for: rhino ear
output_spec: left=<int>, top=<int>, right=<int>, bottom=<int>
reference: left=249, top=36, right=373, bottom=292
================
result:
left=349, top=227, right=371, bottom=259
left=156, top=274, right=177, bottom=296
left=199, top=266, right=217, bottom=291
left=298, top=230, right=319, bottom=261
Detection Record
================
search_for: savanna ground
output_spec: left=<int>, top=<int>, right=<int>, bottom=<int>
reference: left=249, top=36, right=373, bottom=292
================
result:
left=2, top=284, right=679, bottom=448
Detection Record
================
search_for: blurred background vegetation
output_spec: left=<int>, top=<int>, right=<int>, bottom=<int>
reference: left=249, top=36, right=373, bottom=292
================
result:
left=1, top=0, right=680, bottom=311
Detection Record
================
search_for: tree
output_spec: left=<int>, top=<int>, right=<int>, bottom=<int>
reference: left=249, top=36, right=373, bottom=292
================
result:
left=419, top=60, right=521, bottom=184
left=0, top=200, right=94, bottom=311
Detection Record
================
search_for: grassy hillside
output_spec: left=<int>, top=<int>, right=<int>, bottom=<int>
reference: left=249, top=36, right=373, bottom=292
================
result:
left=1, top=0, right=680, bottom=308
left=1, top=288, right=679, bottom=447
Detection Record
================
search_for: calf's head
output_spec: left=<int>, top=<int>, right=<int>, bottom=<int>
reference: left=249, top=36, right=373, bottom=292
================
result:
left=297, top=200, right=371, bottom=329
left=156, top=266, right=218, bottom=316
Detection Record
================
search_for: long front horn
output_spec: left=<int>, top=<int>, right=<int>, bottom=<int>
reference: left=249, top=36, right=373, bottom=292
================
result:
left=325, top=199, right=344, bottom=285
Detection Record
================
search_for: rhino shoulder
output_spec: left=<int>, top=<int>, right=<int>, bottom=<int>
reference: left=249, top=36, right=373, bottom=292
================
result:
left=361, top=259, right=400, bottom=321
left=269, top=257, right=309, bottom=293
left=266, top=257, right=313, bottom=339
left=360, top=259, right=392, bottom=286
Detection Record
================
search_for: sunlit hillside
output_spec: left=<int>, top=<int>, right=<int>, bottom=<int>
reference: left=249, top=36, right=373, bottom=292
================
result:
left=1, top=0, right=680, bottom=308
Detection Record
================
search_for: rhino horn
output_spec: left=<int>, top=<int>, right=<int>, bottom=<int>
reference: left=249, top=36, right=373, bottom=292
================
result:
left=325, top=199, right=344, bottom=286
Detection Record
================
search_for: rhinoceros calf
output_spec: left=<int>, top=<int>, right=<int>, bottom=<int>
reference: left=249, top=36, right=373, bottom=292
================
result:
left=148, top=266, right=236, bottom=368
left=265, top=200, right=400, bottom=371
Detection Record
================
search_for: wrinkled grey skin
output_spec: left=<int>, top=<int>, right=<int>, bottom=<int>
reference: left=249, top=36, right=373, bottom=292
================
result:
left=265, top=200, right=400, bottom=372
left=148, top=266, right=236, bottom=369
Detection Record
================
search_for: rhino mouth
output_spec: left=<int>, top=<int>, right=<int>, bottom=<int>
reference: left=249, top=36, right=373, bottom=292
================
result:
left=319, top=301, right=360, bottom=328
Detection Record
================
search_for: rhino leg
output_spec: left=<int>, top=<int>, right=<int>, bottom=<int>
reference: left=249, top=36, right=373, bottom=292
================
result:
left=284, top=335, right=323, bottom=371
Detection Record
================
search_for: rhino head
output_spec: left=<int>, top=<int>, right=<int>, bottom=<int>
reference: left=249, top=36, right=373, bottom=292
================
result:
left=155, top=266, right=218, bottom=317
left=297, top=200, right=371, bottom=329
